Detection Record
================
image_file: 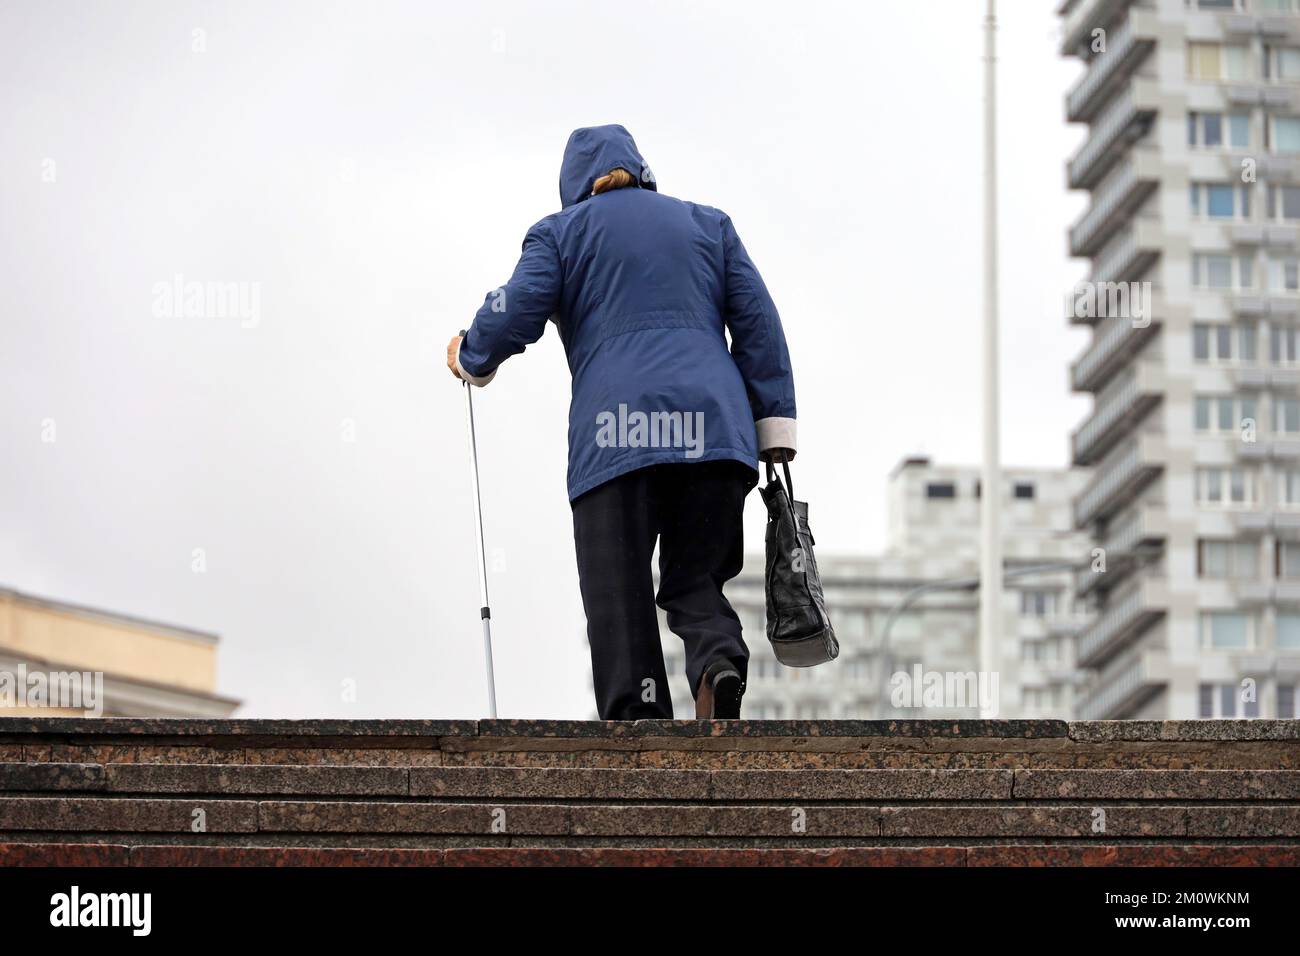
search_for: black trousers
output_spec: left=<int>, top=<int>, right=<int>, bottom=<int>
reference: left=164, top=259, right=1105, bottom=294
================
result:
left=571, top=459, right=755, bottom=719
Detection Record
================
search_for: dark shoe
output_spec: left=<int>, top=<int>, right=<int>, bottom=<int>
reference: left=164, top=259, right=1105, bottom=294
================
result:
left=694, top=660, right=745, bottom=719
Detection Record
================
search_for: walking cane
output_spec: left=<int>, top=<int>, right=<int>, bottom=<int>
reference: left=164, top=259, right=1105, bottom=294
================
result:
left=459, top=330, right=499, bottom=718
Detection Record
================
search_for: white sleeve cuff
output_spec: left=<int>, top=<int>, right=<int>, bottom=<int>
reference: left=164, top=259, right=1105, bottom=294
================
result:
left=455, top=338, right=497, bottom=387
left=755, top=417, right=797, bottom=454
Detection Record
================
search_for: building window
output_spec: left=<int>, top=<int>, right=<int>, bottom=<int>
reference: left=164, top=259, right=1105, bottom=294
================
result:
left=1268, top=254, right=1300, bottom=293
left=1279, top=541, right=1300, bottom=579
left=1277, top=611, right=1300, bottom=649
left=1198, top=539, right=1260, bottom=579
left=1276, top=397, right=1300, bottom=434
left=844, top=656, right=871, bottom=680
left=1265, top=45, right=1300, bottom=82
left=1193, top=322, right=1257, bottom=364
left=1193, top=252, right=1254, bottom=290
left=1188, top=0, right=1242, bottom=9
left=1013, top=482, right=1035, bottom=500
left=1271, top=116, right=1300, bottom=154
left=1189, top=42, right=1251, bottom=81
left=1280, top=471, right=1300, bottom=509
left=1196, top=467, right=1258, bottom=507
left=1256, top=0, right=1300, bottom=11
left=1280, top=684, right=1298, bottom=718
left=925, top=482, right=956, bottom=499
left=1188, top=111, right=1251, bottom=149
left=1190, top=182, right=1252, bottom=220
left=1020, top=590, right=1058, bottom=618
left=1272, top=324, right=1300, bottom=365
left=1199, top=682, right=1256, bottom=717
left=1193, top=395, right=1257, bottom=435
left=1201, top=611, right=1255, bottom=650
left=1267, top=184, right=1300, bottom=222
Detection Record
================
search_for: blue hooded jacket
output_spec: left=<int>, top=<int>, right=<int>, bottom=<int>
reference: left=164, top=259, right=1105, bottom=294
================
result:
left=455, top=124, right=797, bottom=501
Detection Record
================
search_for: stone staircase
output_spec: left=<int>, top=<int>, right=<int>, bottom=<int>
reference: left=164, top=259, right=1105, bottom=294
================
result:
left=1, top=718, right=1297, bottom=865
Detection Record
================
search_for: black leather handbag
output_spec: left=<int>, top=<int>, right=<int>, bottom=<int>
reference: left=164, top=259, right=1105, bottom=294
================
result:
left=759, top=460, right=839, bottom=667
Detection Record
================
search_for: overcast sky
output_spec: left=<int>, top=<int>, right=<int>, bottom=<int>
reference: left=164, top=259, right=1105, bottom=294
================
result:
left=0, top=0, right=1089, bottom=718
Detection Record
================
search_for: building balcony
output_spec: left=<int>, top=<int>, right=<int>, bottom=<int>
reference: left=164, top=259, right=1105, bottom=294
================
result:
left=1235, top=437, right=1300, bottom=461
left=1223, top=85, right=1296, bottom=110
left=1229, top=364, right=1300, bottom=390
left=1074, top=433, right=1164, bottom=528
left=1065, top=10, right=1156, bottom=123
left=1060, top=0, right=1134, bottom=58
left=1071, top=308, right=1162, bottom=390
left=1076, top=571, right=1167, bottom=669
left=1221, top=13, right=1298, bottom=42
left=1071, top=365, right=1162, bottom=466
left=1104, top=501, right=1166, bottom=556
left=1231, top=572, right=1300, bottom=605
left=1259, top=155, right=1300, bottom=183
left=1068, top=79, right=1158, bottom=190
left=1077, top=645, right=1168, bottom=719
left=1227, top=223, right=1300, bottom=249
left=1232, top=295, right=1300, bottom=320
left=1088, top=218, right=1160, bottom=286
left=1232, top=508, right=1300, bottom=537
left=1076, top=502, right=1166, bottom=599
left=1069, top=148, right=1159, bottom=257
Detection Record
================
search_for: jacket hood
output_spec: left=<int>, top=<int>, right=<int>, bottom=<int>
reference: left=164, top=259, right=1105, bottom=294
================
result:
left=559, top=125, right=657, bottom=209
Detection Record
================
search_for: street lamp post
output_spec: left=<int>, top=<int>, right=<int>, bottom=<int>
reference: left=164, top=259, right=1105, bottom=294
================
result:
left=980, top=0, right=1003, bottom=719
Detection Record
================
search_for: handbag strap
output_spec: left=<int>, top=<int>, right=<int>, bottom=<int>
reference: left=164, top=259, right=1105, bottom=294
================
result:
left=765, top=458, right=794, bottom=503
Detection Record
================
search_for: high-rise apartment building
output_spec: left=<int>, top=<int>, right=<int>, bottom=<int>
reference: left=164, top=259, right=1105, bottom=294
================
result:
left=1061, top=0, right=1300, bottom=718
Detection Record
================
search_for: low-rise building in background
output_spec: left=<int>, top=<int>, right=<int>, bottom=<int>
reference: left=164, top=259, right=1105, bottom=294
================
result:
left=0, top=588, right=240, bottom=718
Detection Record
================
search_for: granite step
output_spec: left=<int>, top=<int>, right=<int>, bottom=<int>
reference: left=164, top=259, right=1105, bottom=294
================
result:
left=4, top=718, right=1297, bottom=771
left=3, top=842, right=1299, bottom=867
left=5, top=763, right=1299, bottom=801
left=1, top=794, right=1297, bottom=839
left=1, top=719, right=1297, bottom=864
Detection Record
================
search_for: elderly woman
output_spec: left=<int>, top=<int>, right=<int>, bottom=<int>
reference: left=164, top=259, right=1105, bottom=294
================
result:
left=448, top=125, right=796, bottom=720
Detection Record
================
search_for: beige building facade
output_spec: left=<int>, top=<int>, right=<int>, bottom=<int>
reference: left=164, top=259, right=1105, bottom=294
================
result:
left=0, top=588, right=240, bottom=718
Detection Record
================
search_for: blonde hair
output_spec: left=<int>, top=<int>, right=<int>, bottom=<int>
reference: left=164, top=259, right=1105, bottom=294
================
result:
left=592, top=167, right=636, bottom=195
